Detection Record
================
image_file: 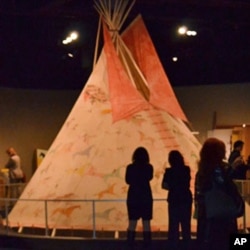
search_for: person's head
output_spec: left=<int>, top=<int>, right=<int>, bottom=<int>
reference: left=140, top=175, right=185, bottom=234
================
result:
left=6, top=147, right=16, bottom=157
left=233, top=140, right=244, bottom=151
left=168, top=150, right=184, bottom=168
left=199, top=137, right=226, bottom=172
left=132, top=147, right=149, bottom=164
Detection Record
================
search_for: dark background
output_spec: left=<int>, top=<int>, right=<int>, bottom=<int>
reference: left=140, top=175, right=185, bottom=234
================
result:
left=0, top=0, right=249, bottom=90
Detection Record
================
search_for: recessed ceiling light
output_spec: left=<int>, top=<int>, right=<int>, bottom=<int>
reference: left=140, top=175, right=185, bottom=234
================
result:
left=186, top=30, right=197, bottom=36
left=178, top=26, right=188, bottom=35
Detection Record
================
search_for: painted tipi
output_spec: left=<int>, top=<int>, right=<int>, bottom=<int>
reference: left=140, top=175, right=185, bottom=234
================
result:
left=7, top=0, right=202, bottom=232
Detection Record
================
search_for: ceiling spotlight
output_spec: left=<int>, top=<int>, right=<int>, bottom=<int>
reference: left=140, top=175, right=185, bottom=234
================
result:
left=178, top=26, right=188, bottom=35
left=178, top=26, right=197, bottom=37
left=62, top=37, right=73, bottom=45
left=172, top=57, right=178, bottom=62
left=186, top=30, right=197, bottom=36
left=70, top=31, right=78, bottom=40
left=62, top=31, right=79, bottom=45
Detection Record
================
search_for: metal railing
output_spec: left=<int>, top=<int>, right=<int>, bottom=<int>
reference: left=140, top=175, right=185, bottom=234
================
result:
left=0, top=195, right=166, bottom=238
left=0, top=180, right=250, bottom=238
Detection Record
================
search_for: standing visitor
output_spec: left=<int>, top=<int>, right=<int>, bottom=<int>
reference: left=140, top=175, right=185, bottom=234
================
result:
left=125, top=147, right=153, bottom=248
left=5, top=147, right=24, bottom=200
left=228, top=140, right=248, bottom=179
left=5, top=147, right=23, bottom=183
left=162, top=150, right=192, bottom=250
left=195, top=138, right=241, bottom=250
left=228, top=140, right=244, bottom=166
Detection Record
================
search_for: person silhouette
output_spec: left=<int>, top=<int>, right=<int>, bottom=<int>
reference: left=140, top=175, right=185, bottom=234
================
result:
left=195, top=138, right=239, bottom=250
left=125, top=147, right=153, bottom=248
left=162, top=150, right=192, bottom=250
left=228, top=140, right=248, bottom=180
left=5, top=147, right=24, bottom=202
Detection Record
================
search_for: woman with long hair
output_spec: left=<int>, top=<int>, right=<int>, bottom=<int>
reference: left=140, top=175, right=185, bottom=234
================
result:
left=125, top=147, right=153, bottom=248
left=195, top=138, right=238, bottom=250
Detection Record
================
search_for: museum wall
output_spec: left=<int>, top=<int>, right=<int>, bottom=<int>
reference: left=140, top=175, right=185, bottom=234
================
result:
left=174, top=83, right=250, bottom=143
left=0, top=88, right=80, bottom=180
left=0, top=83, right=249, bottom=180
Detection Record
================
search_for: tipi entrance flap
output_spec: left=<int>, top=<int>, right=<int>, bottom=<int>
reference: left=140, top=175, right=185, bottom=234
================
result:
left=122, top=15, right=187, bottom=121
left=103, top=22, right=150, bottom=122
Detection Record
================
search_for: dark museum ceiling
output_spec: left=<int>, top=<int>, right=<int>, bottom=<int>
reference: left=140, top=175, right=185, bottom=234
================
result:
left=0, top=0, right=249, bottom=90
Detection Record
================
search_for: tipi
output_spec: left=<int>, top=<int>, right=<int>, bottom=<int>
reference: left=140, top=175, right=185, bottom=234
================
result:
left=7, top=0, right=202, bottom=232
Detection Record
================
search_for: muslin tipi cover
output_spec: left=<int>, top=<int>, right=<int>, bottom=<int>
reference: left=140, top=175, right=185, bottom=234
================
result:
left=7, top=15, right=202, bottom=232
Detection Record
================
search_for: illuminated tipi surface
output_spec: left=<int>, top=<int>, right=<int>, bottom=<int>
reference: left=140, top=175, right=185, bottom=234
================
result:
left=7, top=0, right=209, bottom=232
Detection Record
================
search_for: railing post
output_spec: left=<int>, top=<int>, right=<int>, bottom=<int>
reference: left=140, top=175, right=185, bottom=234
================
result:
left=243, top=200, right=247, bottom=232
left=4, top=196, right=9, bottom=235
left=92, top=200, right=96, bottom=239
left=44, top=200, right=49, bottom=236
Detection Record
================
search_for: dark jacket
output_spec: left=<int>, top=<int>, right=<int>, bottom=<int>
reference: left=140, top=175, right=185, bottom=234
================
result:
left=163, top=165, right=192, bottom=205
left=125, top=163, right=153, bottom=203
left=228, top=150, right=247, bottom=179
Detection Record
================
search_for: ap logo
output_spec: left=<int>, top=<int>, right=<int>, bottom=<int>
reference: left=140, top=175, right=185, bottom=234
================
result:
left=234, top=238, right=247, bottom=245
left=230, top=234, right=250, bottom=249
